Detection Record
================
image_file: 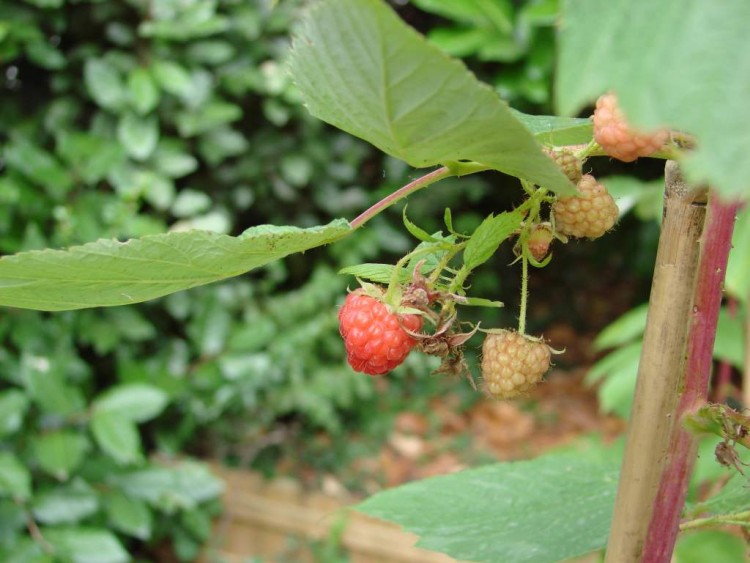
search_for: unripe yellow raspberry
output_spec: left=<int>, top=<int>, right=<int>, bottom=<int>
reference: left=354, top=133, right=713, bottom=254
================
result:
left=553, top=174, right=618, bottom=239
left=481, top=330, right=551, bottom=400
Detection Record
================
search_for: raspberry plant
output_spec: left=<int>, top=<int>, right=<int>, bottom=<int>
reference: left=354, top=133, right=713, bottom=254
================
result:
left=1, top=0, right=749, bottom=561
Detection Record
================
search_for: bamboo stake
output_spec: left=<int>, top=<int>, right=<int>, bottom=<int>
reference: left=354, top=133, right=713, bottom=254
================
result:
left=642, top=190, right=741, bottom=560
left=605, top=161, right=707, bottom=562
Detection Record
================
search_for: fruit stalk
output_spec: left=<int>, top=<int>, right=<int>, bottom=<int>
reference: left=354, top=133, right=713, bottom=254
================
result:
left=605, top=161, right=707, bottom=561
left=642, top=190, right=741, bottom=561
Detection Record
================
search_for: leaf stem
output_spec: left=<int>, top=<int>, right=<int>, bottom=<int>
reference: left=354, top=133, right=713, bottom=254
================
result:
left=680, top=510, right=750, bottom=531
left=350, top=162, right=489, bottom=230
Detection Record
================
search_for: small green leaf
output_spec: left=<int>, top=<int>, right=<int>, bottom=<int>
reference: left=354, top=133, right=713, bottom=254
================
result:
left=110, top=462, right=223, bottom=513
left=33, top=481, right=99, bottom=525
left=0, top=453, right=31, bottom=501
left=127, top=67, right=160, bottom=115
left=675, top=530, right=747, bottom=563
left=0, top=390, right=29, bottom=437
left=689, top=474, right=750, bottom=517
left=594, top=303, right=648, bottom=350
left=725, top=207, right=750, bottom=302
left=0, top=220, right=350, bottom=311
left=117, top=114, right=159, bottom=161
left=151, top=60, right=193, bottom=99
left=511, top=110, right=593, bottom=146
left=463, top=210, right=523, bottom=270
left=358, top=445, right=619, bottom=562
left=403, top=207, right=437, bottom=243
left=339, top=264, right=399, bottom=284
left=462, top=296, right=503, bottom=308
left=3, top=139, right=74, bottom=199
left=33, top=432, right=89, bottom=480
left=84, top=59, right=125, bottom=111
left=290, top=0, right=573, bottom=193
left=93, top=383, right=168, bottom=423
left=43, top=527, right=128, bottom=563
left=91, top=412, right=142, bottom=465
left=104, top=492, right=152, bottom=540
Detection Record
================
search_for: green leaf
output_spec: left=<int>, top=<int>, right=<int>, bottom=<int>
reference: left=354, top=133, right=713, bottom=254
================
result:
left=0, top=453, right=31, bottom=501
left=358, top=446, right=619, bottom=562
left=402, top=207, right=437, bottom=243
left=91, top=412, right=142, bottom=465
left=104, top=491, right=152, bottom=540
left=151, top=60, right=194, bottom=99
left=43, top=528, right=128, bottom=563
left=0, top=220, right=350, bottom=311
left=84, top=59, right=125, bottom=111
left=675, top=530, right=747, bottom=563
left=289, top=0, right=573, bottom=194
left=0, top=389, right=29, bottom=437
left=3, top=139, right=74, bottom=199
left=110, top=461, right=223, bottom=513
left=689, top=474, right=750, bottom=517
left=117, top=113, right=159, bottom=161
left=33, top=432, right=89, bottom=480
left=725, top=207, right=750, bottom=302
left=557, top=0, right=750, bottom=198
left=511, top=110, right=593, bottom=146
left=594, top=303, right=648, bottom=350
left=412, top=0, right=514, bottom=33
left=714, top=308, right=744, bottom=370
left=339, top=263, right=400, bottom=285
left=33, top=481, right=99, bottom=525
left=127, top=67, right=160, bottom=115
left=93, top=383, right=168, bottom=423
left=462, top=210, right=523, bottom=270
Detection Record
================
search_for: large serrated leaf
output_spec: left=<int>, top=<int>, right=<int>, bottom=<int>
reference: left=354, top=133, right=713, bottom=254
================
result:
left=0, top=220, right=350, bottom=311
left=289, top=0, right=574, bottom=194
left=358, top=446, right=619, bottom=563
left=556, top=0, right=750, bottom=198
left=511, top=110, right=593, bottom=146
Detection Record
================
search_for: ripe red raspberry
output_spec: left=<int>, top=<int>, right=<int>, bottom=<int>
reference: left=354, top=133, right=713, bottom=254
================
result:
left=553, top=174, right=618, bottom=239
left=593, top=93, right=668, bottom=162
left=338, top=290, right=422, bottom=376
left=527, top=224, right=554, bottom=262
left=544, top=147, right=582, bottom=184
left=481, top=330, right=551, bottom=400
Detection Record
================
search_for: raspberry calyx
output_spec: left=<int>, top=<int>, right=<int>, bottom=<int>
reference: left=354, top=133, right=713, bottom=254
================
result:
left=338, top=288, right=423, bottom=376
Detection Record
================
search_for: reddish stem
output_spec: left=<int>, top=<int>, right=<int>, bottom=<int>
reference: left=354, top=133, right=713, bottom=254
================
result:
left=643, top=193, right=742, bottom=562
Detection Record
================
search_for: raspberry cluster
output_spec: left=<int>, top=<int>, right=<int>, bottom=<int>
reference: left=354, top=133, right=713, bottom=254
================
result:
left=593, top=93, right=668, bottom=162
left=481, top=330, right=551, bottom=400
left=553, top=174, right=619, bottom=239
left=338, top=290, right=422, bottom=376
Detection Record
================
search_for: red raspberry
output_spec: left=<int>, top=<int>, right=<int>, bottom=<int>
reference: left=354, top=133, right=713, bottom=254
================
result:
left=338, top=290, right=422, bottom=376
left=553, top=174, right=618, bottom=239
left=481, top=330, right=551, bottom=400
left=593, top=93, right=668, bottom=162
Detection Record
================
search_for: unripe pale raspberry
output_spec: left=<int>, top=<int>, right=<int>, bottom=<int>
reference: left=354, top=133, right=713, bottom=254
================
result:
left=544, top=147, right=582, bottom=184
left=481, top=330, right=551, bottom=400
left=593, top=93, right=668, bottom=162
left=553, top=174, right=618, bottom=239
left=527, top=224, right=554, bottom=262
left=338, top=290, right=422, bottom=376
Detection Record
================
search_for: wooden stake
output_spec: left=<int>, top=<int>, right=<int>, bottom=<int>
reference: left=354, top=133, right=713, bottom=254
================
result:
left=605, top=161, right=706, bottom=561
